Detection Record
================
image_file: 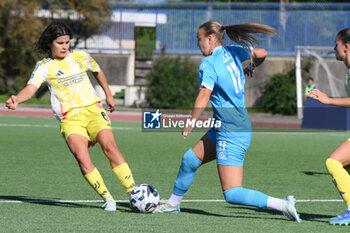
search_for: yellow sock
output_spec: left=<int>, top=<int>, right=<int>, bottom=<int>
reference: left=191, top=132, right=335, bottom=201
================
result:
left=112, top=163, right=136, bottom=193
left=84, top=167, right=111, bottom=200
left=326, top=158, right=350, bottom=205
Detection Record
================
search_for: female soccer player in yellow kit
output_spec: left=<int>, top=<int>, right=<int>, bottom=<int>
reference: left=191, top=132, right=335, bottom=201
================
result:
left=309, top=27, right=350, bottom=225
left=5, top=21, right=135, bottom=211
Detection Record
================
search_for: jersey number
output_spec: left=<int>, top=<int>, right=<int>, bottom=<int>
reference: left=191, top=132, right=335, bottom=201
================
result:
left=226, top=62, right=242, bottom=94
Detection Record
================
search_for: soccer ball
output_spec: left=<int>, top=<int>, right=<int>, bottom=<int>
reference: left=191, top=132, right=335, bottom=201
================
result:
left=129, top=184, right=160, bottom=213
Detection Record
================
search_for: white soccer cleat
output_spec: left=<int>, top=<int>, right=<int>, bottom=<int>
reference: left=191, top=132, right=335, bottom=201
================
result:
left=282, top=196, right=302, bottom=223
left=152, top=202, right=180, bottom=213
left=102, top=198, right=117, bottom=211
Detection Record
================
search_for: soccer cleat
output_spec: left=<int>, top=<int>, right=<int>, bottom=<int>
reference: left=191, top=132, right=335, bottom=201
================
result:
left=152, top=203, right=180, bottom=213
left=102, top=198, right=117, bottom=211
left=282, top=196, right=302, bottom=223
left=329, top=210, right=350, bottom=225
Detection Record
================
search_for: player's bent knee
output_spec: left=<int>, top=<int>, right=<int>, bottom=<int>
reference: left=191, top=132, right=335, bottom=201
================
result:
left=173, top=149, right=202, bottom=196
left=223, top=187, right=244, bottom=204
left=182, top=148, right=202, bottom=170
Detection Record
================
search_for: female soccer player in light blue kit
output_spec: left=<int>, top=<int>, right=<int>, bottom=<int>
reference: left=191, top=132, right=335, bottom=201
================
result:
left=153, top=21, right=301, bottom=222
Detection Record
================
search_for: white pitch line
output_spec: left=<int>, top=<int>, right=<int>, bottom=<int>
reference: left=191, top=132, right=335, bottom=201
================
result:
left=297, top=199, right=343, bottom=202
left=0, top=199, right=343, bottom=204
left=0, top=123, right=58, bottom=128
left=1, top=123, right=348, bottom=135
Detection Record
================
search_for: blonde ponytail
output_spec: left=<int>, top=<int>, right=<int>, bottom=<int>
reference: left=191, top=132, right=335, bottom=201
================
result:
left=199, top=21, right=276, bottom=49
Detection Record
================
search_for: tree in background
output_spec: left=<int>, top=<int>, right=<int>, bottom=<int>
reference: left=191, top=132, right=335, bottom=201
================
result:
left=0, top=0, right=110, bottom=95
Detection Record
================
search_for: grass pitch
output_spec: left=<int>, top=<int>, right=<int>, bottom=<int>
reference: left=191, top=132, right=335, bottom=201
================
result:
left=0, top=115, right=348, bottom=232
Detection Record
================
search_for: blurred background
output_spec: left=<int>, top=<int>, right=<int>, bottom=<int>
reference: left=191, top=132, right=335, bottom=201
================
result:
left=0, top=0, right=349, bottom=116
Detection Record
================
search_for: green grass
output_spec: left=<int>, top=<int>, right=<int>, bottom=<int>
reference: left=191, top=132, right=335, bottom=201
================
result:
left=0, top=115, right=348, bottom=232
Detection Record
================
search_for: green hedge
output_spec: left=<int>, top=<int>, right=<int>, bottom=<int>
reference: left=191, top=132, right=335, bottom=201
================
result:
left=255, top=72, right=297, bottom=115
left=255, top=58, right=313, bottom=115
left=146, top=56, right=198, bottom=109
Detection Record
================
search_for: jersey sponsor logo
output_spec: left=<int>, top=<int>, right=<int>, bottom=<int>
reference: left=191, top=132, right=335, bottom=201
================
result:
left=29, top=73, right=35, bottom=80
left=143, top=110, right=161, bottom=129
left=55, top=70, right=64, bottom=77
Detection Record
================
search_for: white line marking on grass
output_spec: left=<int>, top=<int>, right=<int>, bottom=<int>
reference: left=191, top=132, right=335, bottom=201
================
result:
left=297, top=199, right=343, bottom=202
left=0, top=123, right=58, bottom=128
left=0, top=199, right=343, bottom=204
left=0, top=123, right=139, bottom=131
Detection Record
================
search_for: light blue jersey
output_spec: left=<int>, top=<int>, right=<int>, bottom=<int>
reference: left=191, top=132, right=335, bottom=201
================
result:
left=199, top=45, right=251, bottom=133
left=199, top=45, right=252, bottom=166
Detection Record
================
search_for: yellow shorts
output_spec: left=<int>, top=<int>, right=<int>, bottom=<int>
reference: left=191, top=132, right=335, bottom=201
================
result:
left=60, top=104, right=112, bottom=142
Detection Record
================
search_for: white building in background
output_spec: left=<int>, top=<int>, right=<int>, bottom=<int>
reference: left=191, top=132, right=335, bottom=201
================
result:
left=78, top=10, right=167, bottom=106
left=76, top=10, right=167, bottom=53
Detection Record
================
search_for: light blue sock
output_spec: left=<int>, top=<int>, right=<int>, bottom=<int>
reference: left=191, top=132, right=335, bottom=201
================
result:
left=223, top=187, right=268, bottom=208
left=173, top=148, right=202, bottom=196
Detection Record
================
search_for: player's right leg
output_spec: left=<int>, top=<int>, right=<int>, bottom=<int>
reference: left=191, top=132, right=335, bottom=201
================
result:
left=326, top=139, right=350, bottom=225
left=61, top=113, right=116, bottom=211
left=153, top=129, right=216, bottom=213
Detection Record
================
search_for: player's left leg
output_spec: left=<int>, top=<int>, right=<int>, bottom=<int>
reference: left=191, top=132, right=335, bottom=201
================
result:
left=326, top=139, right=350, bottom=225
left=96, top=129, right=136, bottom=193
left=217, top=133, right=301, bottom=222
left=87, top=104, right=136, bottom=194
left=219, top=165, right=301, bottom=222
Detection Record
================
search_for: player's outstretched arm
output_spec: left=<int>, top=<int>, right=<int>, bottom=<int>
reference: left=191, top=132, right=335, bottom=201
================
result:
left=92, top=69, right=116, bottom=113
left=5, top=84, right=38, bottom=110
left=309, top=88, right=350, bottom=108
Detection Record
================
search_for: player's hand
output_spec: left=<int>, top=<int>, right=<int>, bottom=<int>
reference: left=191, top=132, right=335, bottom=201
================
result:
left=105, top=95, right=116, bottom=112
left=244, top=64, right=255, bottom=77
left=182, top=125, right=193, bottom=139
left=308, top=89, right=330, bottom=105
left=5, top=95, right=18, bottom=110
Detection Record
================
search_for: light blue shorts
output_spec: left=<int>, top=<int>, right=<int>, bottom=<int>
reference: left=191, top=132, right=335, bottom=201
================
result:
left=206, top=127, right=251, bottom=166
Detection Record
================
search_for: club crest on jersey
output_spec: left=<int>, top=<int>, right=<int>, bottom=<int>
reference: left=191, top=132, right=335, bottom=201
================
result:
left=218, top=152, right=226, bottom=160
left=55, top=70, right=64, bottom=77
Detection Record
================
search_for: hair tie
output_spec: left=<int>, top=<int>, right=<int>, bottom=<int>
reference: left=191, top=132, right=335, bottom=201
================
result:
left=221, top=26, right=225, bottom=31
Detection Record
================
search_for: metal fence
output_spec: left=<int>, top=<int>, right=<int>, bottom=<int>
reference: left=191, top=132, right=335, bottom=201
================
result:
left=88, top=3, right=350, bottom=56
left=155, top=8, right=350, bottom=56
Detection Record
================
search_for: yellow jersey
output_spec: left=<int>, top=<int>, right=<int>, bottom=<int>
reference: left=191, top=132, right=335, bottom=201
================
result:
left=346, top=68, right=350, bottom=97
left=28, top=50, right=101, bottom=120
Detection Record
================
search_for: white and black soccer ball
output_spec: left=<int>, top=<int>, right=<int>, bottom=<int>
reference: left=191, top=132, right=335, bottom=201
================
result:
left=129, top=184, right=160, bottom=213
